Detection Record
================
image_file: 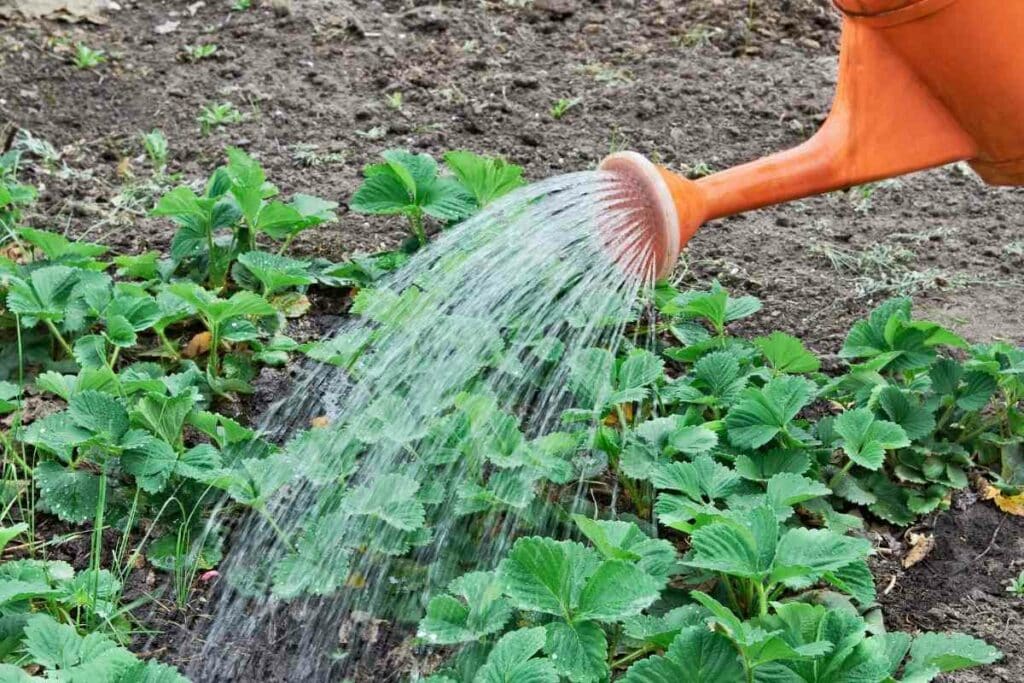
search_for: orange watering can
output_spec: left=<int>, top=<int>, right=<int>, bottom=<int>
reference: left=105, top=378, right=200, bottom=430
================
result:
left=602, top=0, right=1024, bottom=278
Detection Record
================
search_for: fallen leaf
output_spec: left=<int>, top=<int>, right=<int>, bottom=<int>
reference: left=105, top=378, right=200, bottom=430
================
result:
left=603, top=403, right=634, bottom=427
left=310, top=415, right=329, bottom=428
left=271, top=292, right=310, bottom=318
left=974, top=476, right=1024, bottom=516
left=184, top=331, right=212, bottom=358
left=994, top=492, right=1024, bottom=517
left=116, top=157, right=132, bottom=178
left=902, top=532, right=935, bottom=569
left=186, top=0, right=204, bottom=15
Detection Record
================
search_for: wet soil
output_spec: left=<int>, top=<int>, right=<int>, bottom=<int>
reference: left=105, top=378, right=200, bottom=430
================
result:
left=2, top=0, right=1023, bottom=680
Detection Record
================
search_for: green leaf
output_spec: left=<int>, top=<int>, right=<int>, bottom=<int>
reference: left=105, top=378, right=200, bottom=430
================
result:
left=544, top=621, right=607, bottom=683
left=765, top=473, right=831, bottom=520
left=575, top=560, right=661, bottom=621
left=270, top=537, right=350, bottom=600
left=654, top=455, right=742, bottom=502
left=621, top=626, right=744, bottom=683
left=237, top=251, right=314, bottom=296
left=0, top=523, right=28, bottom=554
left=73, top=335, right=108, bottom=370
left=444, top=151, right=525, bottom=206
left=6, top=265, right=79, bottom=322
left=349, top=169, right=412, bottom=215
left=617, top=349, right=664, bottom=391
left=685, top=506, right=777, bottom=580
left=571, top=516, right=678, bottom=584
left=834, top=408, right=910, bottom=470
left=755, top=332, right=820, bottom=374
left=68, top=391, right=128, bottom=441
left=121, top=432, right=178, bottom=493
left=22, top=614, right=139, bottom=681
left=623, top=604, right=709, bottom=649
left=772, top=527, right=871, bottom=583
left=474, top=627, right=558, bottom=683
left=225, top=147, right=267, bottom=227
left=498, top=537, right=597, bottom=617
left=876, top=386, right=935, bottom=441
left=421, top=176, right=478, bottom=222
left=726, top=376, right=813, bottom=450
left=343, top=473, right=425, bottom=531
left=419, top=571, right=512, bottom=645
left=902, top=632, right=1001, bottom=681
left=957, top=371, right=997, bottom=411
left=735, top=450, right=810, bottom=482
left=133, top=391, right=193, bottom=446
left=823, top=559, right=876, bottom=606
left=668, top=424, right=718, bottom=456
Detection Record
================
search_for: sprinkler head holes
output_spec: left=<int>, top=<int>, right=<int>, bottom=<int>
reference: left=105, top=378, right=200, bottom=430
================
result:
left=599, top=152, right=681, bottom=281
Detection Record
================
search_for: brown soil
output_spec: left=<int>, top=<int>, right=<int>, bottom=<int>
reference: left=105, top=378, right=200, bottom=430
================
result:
left=875, top=495, right=1024, bottom=683
left=2, top=0, right=1023, bottom=681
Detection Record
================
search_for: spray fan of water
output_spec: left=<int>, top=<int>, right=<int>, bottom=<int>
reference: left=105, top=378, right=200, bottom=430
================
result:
left=186, top=170, right=659, bottom=681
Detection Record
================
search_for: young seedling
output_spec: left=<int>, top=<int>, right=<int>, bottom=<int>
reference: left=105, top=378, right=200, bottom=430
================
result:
left=72, top=43, right=106, bottom=69
left=385, top=91, right=403, bottom=110
left=1007, top=570, right=1024, bottom=596
left=349, top=150, right=475, bottom=247
left=232, top=0, right=251, bottom=9
left=550, top=97, right=581, bottom=120
left=183, top=43, right=218, bottom=62
left=141, top=129, right=169, bottom=172
left=198, top=103, right=246, bottom=134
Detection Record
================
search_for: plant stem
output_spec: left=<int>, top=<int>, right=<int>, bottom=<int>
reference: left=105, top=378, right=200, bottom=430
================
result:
left=755, top=581, right=768, bottom=617
left=409, top=211, right=426, bottom=247
left=89, top=468, right=108, bottom=626
left=828, top=460, right=854, bottom=490
left=256, top=504, right=296, bottom=553
left=611, top=645, right=657, bottom=670
left=44, top=320, right=74, bottom=357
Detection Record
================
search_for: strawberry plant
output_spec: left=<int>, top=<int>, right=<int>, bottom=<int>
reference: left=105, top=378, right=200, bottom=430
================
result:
left=350, top=149, right=523, bottom=249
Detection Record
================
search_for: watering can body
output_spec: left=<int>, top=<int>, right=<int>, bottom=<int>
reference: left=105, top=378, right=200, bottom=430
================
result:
left=602, top=0, right=1024, bottom=277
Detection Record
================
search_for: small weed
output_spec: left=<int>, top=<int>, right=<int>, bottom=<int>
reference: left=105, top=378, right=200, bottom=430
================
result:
left=141, top=129, right=169, bottom=172
left=678, top=24, right=721, bottom=48
left=354, top=126, right=388, bottom=140
left=232, top=0, right=251, bottom=9
left=183, top=44, right=218, bottom=62
left=290, top=143, right=345, bottom=168
left=580, top=62, right=633, bottom=85
left=549, top=97, right=581, bottom=120
left=1007, top=571, right=1024, bottom=596
left=812, top=242, right=961, bottom=297
left=198, top=103, right=246, bottom=134
left=385, top=92, right=403, bottom=111
left=682, top=160, right=715, bottom=179
left=1006, top=241, right=1024, bottom=256
left=72, top=43, right=106, bottom=69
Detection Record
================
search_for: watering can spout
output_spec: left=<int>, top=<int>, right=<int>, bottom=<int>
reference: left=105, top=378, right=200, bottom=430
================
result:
left=602, top=0, right=1024, bottom=279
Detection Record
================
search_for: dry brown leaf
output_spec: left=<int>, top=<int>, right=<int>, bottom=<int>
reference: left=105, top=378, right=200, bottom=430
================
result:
left=183, top=331, right=211, bottom=358
left=310, top=416, right=330, bottom=428
left=973, top=476, right=1024, bottom=516
left=994, top=492, right=1024, bottom=516
left=116, top=157, right=133, bottom=178
left=603, top=403, right=634, bottom=427
left=902, top=532, right=935, bottom=569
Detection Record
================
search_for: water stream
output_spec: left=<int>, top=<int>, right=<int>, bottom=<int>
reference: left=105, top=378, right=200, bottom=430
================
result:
left=187, top=170, right=657, bottom=681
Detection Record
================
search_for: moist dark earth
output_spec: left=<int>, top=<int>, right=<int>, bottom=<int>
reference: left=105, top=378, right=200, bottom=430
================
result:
left=1, top=0, right=1023, bottom=680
